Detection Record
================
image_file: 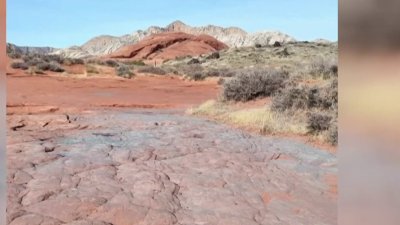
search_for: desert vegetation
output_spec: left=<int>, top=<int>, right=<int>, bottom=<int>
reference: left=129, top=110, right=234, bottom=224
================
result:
left=137, top=66, right=167, bottom=75
left=222, top=69, right=288, bottom=101
left=7, top=41, right=338, bottom=144
left=187, top=43, right=338, bottom=145
left=8, top=52, right=89, bottom=74
left=115, top=64, right=135, bottom=79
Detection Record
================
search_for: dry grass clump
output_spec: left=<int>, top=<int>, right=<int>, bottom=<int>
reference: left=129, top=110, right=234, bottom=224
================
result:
left=85, top=65, right=99, bottom=74
left=223, top=68, right=288, bottom=101
left=188, top=100, right=307, bottom=135
left=36, top=62, right=65, bottom=72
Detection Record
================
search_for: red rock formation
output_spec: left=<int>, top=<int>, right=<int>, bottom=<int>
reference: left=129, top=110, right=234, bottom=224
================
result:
left=109, top=32, right=228, bottom=61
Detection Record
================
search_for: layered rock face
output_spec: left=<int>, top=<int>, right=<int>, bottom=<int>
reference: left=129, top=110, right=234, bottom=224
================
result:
left=109, top=32, right=228, bottom=61
left=54, top=21, right=297, bottom=58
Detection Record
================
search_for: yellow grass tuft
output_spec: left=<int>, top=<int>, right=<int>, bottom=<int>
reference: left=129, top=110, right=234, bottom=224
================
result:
left=188, top=100, right=308, bottom=136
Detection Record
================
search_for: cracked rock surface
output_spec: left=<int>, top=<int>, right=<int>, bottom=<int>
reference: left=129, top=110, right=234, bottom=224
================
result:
left=7, top=109, right=337, bottom=225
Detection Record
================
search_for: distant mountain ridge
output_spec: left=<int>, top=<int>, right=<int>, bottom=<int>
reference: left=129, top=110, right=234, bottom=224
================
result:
left=54, top=21, right=298, bottom=58
left=7, top=43, right=58, bottom=55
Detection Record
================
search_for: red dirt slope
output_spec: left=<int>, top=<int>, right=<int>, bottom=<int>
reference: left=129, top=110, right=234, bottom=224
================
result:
left=109, top=32, right=228, bottom=61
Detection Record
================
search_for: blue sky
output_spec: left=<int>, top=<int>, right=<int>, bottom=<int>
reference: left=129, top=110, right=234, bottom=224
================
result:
left=7, top=0, right=338, bottom=48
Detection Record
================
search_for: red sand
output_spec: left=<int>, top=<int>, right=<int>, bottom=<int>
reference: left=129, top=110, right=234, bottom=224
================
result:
left=7, top=74, right=220, bottom=110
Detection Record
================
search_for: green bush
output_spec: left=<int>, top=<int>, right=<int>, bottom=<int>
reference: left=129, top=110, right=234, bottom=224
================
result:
left=223, top=68, right=288, bottom=102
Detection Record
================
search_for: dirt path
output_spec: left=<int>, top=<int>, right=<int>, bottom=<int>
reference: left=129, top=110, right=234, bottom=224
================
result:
left=7, top=109, right=336, bottom=225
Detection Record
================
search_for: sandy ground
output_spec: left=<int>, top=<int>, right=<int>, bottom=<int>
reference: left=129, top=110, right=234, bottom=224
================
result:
left=6, top=70, right=337, bottom=225
left=7, top=73, right=219, bottom=110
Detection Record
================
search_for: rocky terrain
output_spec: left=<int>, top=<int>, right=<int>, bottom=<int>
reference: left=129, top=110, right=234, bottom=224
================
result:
left=54, top=21, right=297, bottom=58
left=7, top=109, right=336, bottom=225
left=7, top=25, right=337, bottom=224
left=109, top=32, right=228, bottom=62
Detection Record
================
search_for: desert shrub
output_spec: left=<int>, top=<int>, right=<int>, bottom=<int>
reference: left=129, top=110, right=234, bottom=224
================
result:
left=38, top=55, right=65, bottom=64
left=11, top=62, right=29, bottom=70
left=105, top=60, right=119, bottom=67
left=275, top=47, right=290, bottom=57
left=271, top=86, right=309, bottom=111
left=63, top=58, right=84, bottom=65
left=180, top=64, right=203, bottom=75
left=206, top=68, right=236, bottom=77
left=187, top=72, right=206, bottom=81
left=138, top=66, right=166, bottom=75
left=206, top=52, right=220, bottom=59
left=307, top=112, right=332, bottom=133
left=36, top=62, right=64, bottom=72
left=36, top=62, right=50, bottom=71
left=160, top=65, right=180, bottom=75
left=327, top=120, right=338, bottom=145
left=272, top=78, right=337, bottom=112
left=273, top=41, right=282, bottom=47
left=255, top=43, right=262, bottom=48
left=187, top=58, right=201, bottom=65
left=308, top=78, right=338, bottom=110
left=8, top=52, right=21, bottom=59
left=25, top=57, right=45, bottom=66
left=122, top=60, right=145, bottom=66
left=116, top=65, right=134, bottom=79
left=308, top=57, right=338, bottom=78
left=86, top=59, right=103, bottom=65
left=223, top=68, right=288, bottom=102
left=72, top=58, right=84, bottom=65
